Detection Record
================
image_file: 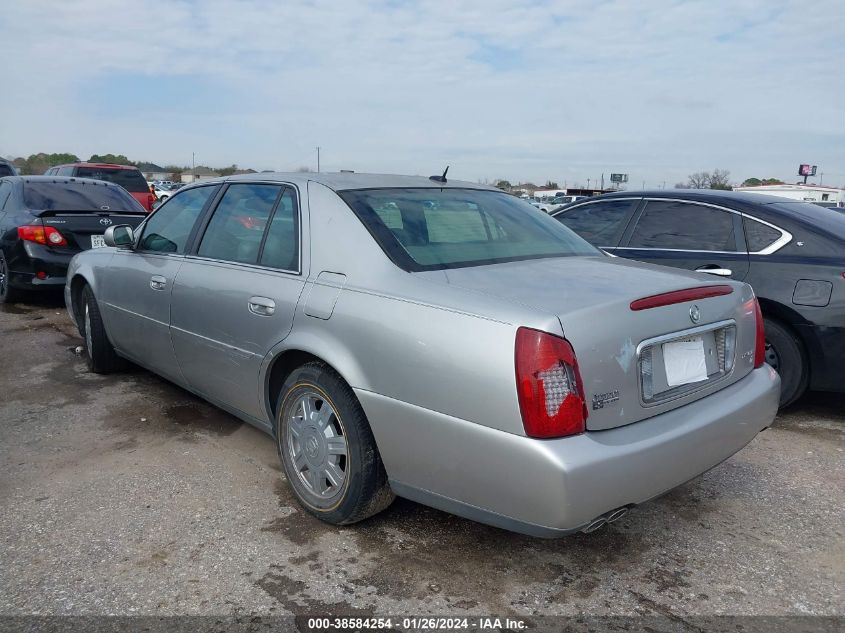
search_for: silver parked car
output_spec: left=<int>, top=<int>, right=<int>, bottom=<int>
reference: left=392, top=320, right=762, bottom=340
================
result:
left=64, top=173, right=780, bottom=536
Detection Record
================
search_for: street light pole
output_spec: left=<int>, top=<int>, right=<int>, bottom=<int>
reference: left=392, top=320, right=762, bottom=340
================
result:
left=316, top=147, right=320, bottom=173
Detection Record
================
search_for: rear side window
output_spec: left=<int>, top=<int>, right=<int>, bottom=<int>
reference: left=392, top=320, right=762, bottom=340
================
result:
left=555, top=199, right=637, bottom=246
left=139, top=186, right=216, bottom=253
left=340, top=188, right=598, bottom=271
left=744, top=218, right=782, bottom=252
left=0, top=164, right=15, bottom=177
left=628, top=200, right=738, bottom=251
left=22, top=181, right=143, bottom=212
left=259, top=188, right=299, bottom=270
left=198, top=184, right=281, bottom=264
left=74, top=167, right=149, bottom=193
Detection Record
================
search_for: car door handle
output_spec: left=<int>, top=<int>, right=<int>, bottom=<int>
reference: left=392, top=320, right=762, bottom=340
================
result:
left=248, top=296, right=276, bottom=316
left=695, top=266, right=733, bottom=277
left=149, top=275, right=167, bottom=290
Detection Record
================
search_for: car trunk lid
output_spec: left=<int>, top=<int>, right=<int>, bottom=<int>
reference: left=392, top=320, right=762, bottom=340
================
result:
left=36, top=211, right=146, bottom=252
left=422, top=255, right=759, bottom=431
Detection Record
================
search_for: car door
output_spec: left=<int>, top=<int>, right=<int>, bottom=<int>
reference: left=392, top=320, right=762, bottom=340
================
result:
left=99, top=185, right=218, bottom=384
left=170, top=182, right=306, bottom=421
left=551, top=197, right=641, bottom=251
left=616, top=198, right=750, bottom=280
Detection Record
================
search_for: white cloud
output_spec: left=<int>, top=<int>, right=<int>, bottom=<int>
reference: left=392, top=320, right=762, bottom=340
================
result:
left=1, top=0, right=843, bottom=186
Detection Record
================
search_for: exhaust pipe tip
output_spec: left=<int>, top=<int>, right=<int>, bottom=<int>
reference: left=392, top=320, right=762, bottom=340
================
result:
left=606, top=507, right=629, bottom=523
left=582, top=518, right=607, bottom=534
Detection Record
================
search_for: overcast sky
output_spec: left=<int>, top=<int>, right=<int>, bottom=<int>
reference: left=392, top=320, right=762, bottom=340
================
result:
left=2, top=0, right=844, bottom=187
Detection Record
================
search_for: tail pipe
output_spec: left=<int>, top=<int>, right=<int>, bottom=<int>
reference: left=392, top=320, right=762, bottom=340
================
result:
left=581, top=505, right=633, bottom=534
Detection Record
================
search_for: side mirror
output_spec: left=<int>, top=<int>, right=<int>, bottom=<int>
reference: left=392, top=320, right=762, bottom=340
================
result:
left=103, top=225, right=135, bottom=248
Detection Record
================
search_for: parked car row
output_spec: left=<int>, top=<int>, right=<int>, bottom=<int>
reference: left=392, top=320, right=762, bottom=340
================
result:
left=59, top=172, right=781, bottom=537
left=551, top=190, right=845, bottom=406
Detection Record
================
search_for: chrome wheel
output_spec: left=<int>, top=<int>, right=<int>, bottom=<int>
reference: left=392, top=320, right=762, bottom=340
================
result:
left=84, top=302, right=93, bottom=359
left=286, top=391, right=348, bottom=501
left=0, top=256, right=8, bottom=296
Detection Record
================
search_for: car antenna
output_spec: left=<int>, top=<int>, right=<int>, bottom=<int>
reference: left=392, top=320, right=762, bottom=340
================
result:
left=429, top=166, right=449, bottom=183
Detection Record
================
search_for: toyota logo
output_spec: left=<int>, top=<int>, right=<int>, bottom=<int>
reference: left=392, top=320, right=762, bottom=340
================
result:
left=99, top=218, right=113, bottom=226
left=689, top=304, right=701, bottom=324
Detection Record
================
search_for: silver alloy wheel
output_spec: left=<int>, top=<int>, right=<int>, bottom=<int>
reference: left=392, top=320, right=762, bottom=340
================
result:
left=286, top=391, right=348, bottom=501
left=84, top=302, right=93, bottom=359
left=0, top=256, right=7, bottom=296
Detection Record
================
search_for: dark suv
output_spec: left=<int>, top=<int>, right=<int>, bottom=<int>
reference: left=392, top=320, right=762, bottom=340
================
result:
left=552, top=190, right=845, bottom=406
left=45, top=162, right=155, bottom=211
left=0, top=176, right=146, bottom=302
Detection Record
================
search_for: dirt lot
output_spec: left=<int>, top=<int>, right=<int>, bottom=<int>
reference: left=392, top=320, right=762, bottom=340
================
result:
left=0, top=297, right=842, bottom=620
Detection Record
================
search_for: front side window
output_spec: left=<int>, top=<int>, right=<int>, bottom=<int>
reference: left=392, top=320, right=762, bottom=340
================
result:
left=139, top=185, right=216, bottom=253
left=628, top=201, right=738, bottom=251
left=198, top=184, right=281, bottom=265
left=339, top=188, right=598, bottom=271
left=555, top=199, right=637, bottom=246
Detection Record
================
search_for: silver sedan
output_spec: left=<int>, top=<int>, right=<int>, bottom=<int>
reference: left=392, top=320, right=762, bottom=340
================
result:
left=64, top=173, right=780, bottom=536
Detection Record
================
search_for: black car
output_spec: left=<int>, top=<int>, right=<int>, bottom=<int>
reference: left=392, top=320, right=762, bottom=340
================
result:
left=0, top=176, right=147, bottom=303
left=552, top=190, right=845, bottom=406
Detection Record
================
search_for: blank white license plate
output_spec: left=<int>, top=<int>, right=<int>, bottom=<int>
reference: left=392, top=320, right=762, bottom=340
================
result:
left=663, top=336, right=708, bottom=386
left=91, top=235, right=106, bottom=248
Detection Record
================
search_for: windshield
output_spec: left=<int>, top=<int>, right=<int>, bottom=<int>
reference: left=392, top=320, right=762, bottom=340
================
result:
left=23, top=180, right=144, bottom=212
left=74, top=167, right=149, bottom=193
left=339, top=188, right=599, bottom=271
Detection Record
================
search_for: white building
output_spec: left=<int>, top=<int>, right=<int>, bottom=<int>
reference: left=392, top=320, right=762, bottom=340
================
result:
left=733, top=183, right=845, bottom=205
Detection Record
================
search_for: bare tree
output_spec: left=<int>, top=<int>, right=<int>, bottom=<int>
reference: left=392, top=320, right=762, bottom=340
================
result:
left=686, top=172, right=710, bottom=189
left=708, top=169, right=732, bottom=190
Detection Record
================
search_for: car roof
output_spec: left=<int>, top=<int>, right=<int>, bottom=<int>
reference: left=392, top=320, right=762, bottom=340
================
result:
left=208, top=172, right=498, bottom=192
left=53, top=162, right=142, bottom=171
left=593, top=188, right=804, bottom=205
left=9, top=175, right=128, bottom=189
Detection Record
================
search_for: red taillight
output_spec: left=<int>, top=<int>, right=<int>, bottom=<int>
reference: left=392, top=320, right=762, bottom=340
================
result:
left=17, top=225, right=67, bottom=247
left=515, top=327, right=587, bottom=438
left=630, top=285, right=734, bottom=311
left=753, top=298, right=765, bottom=368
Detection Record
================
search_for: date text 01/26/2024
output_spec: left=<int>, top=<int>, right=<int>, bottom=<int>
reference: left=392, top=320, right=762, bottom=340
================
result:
left=307, top=617, right=528, bottom=630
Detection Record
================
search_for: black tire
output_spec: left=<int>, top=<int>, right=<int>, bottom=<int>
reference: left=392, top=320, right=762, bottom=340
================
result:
left=764, top=317, right=808, bottom=407
left=80, top=285, right=124, bottom=374
left=275, top=361, right=394, bottom=525
left=0, top=251, right=24, bottom=304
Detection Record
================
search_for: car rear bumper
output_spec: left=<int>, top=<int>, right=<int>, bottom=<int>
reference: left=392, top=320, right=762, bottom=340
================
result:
left=7, top=243, right=72, bottom=290
left=358, top=364, right=780, bottom=537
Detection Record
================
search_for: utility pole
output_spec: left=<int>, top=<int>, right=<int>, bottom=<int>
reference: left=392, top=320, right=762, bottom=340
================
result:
left=601, top=173, right=604, bottom=191
left=316, top=147, right=321, bottom=173
left=587, top=178, right=591, bottom=189
left=192, top=152, right=195, bottom=182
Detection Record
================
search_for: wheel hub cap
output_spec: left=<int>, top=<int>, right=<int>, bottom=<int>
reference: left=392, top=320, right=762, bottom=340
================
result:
left=286, top=391, right=348, bottom=500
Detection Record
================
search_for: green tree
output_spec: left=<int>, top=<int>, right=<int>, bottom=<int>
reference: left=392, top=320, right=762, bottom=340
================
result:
left=495, top=179, right=512, bottom=191
left=13, top=152, right=80, bottom=175
left=544, top=180, right=560, bottom=189
left=742, top=177, right=762, bottom=187
left=218, top=164, right=239, bottom=177
left=89, top=153, right=133, bottom=165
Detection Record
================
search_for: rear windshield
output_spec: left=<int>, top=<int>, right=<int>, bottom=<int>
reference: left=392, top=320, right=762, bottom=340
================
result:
left=339, top=188, right=599, bottom=271
left=767, top=202, right=845, bottom=241
left=74, top=167, right=149, bottom=193
left=23, top=181, right=144, bottom=212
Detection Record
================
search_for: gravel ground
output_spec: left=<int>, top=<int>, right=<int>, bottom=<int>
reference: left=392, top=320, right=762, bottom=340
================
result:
left=0, top=297, right=842, bottom=620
